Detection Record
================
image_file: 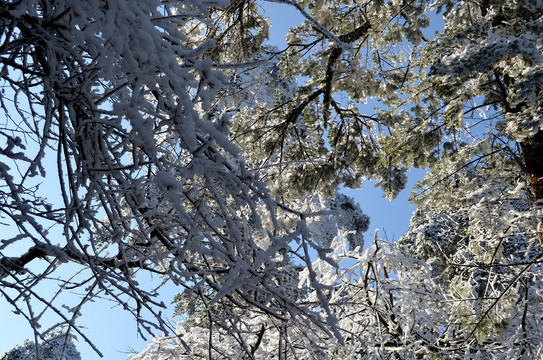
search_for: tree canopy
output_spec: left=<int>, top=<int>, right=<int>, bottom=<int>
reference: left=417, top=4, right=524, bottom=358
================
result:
left=0, top=0, right=542, bottom=359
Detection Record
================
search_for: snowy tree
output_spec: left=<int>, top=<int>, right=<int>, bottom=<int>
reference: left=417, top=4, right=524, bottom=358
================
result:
left=135, top=0, right=543, bottom=358
left=1, top=332, right=80, bottom=360
left=389, top=0, right=543, bottom=356
left=238, top=0, right=433, bottom=199
left=411, top=0, right=543, bottom=201
left=0, top=0, right=363, bottom=355
left=398, top=149, right=543, bottom=353
left=137, top=228, right=543, bottom=359
left=2, top=0, right=543, bottom=358
left=164, top=47, right=371, bottom=359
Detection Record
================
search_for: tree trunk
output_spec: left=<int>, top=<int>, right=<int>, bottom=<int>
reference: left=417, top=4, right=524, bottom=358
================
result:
left=520, top=129, right=543, bottom=201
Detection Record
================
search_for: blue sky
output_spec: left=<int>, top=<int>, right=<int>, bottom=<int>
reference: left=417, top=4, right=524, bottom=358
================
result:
left=0, top=2, right=425, bottom=359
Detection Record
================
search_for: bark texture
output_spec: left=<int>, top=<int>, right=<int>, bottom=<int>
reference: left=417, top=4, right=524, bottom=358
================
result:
left=521, top=130, right=543, bottom=201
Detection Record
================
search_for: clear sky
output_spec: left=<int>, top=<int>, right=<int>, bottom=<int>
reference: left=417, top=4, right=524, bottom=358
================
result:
left=0, top=2, right=424, bottom=359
